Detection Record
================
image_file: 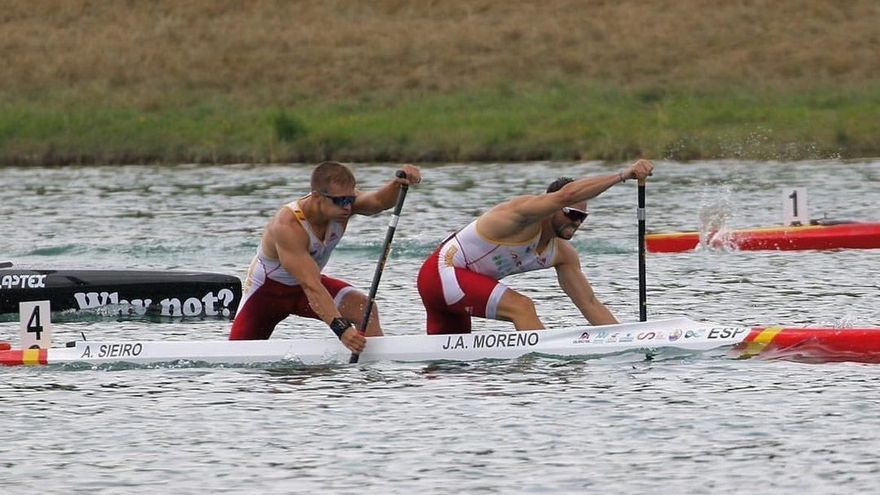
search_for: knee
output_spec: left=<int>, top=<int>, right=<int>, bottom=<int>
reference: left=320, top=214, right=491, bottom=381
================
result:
left=340, top=290, right=369, bottom=315
left=498, top=292, right=537, bottom=321
left=341, top=292, right=382, bottom=332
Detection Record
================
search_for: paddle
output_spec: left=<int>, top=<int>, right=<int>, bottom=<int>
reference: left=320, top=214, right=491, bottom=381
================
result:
left=349, top=170, right=410, bottom=363
left=0, top=262, right=11, bottom=268
left=638, top=178, right=647, bottom=322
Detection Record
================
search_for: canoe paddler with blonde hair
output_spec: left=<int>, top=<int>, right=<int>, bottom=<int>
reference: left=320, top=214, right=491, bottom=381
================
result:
left=230, top=161, right=422, bottom=353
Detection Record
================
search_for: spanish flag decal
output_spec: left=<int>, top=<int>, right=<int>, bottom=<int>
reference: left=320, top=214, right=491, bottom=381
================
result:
left=739, top=326, right=784, bottom=358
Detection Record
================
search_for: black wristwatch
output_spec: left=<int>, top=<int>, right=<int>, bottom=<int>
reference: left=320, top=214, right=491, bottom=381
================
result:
left=330, top=317, right=355, bottom=339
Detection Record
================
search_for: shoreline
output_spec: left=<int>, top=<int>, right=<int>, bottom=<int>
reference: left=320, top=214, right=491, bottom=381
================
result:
left=4, top=1, right=878, bottom=166
left=3, top=84, right=879, bottom=166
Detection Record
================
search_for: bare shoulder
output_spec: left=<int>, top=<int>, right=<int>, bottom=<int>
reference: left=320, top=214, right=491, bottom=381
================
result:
left=504, top=194, right=539, bottom=208
left=266, top=206, right=308, bottom=252
left=485, top=194, right=538, bottom=220
left=475, top=195, right=541, bottom=240
left=553, top=239, right=581, bottom=267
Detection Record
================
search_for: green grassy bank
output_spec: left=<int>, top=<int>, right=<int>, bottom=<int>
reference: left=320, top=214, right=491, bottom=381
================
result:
left=3, top=83, right=878, bottom=165
left=2, top=1, right=879, bottom=165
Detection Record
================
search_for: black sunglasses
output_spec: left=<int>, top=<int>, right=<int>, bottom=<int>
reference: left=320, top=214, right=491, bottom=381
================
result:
left=319, top=192, right=356, bottom=208
left=562, top=207, right=589, bottom=223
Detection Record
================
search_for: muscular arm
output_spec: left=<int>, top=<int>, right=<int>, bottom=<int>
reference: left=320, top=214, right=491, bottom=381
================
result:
left=270, top=211, right=340, bottom=325
left=269, top=212, right=366, bottom=351
left=352, top=164, right=421, bottom=216
left=479, top=159, right=654, bottom=241
left=554, top=241, right=618, bottom=326
left=513, top=173, right=623, bottom=221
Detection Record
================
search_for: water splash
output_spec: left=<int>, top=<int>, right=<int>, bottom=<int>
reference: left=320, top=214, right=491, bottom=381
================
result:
left=695, top=186, right=738, bottom=251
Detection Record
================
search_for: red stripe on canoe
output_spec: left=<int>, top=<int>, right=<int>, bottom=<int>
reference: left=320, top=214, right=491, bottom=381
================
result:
left=736, top=327, right=880, bottom=363
left=0, top=348, right=48, bottom=366
left=646, top=222, right=880, bottom=253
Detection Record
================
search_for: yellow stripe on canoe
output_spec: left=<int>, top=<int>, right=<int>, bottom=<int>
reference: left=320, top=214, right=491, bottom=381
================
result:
left=740, top=326, right=784, bottom=358
left=22, top=348, right=43, bottom=366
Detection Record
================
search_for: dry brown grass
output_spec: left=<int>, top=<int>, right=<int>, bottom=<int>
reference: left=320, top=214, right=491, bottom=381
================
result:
left=2, top=0, right=878, bottom=104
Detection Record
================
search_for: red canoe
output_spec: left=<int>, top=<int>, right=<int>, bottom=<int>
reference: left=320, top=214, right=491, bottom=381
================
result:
left=646, top=221, right=880, bottom=253
left=735, top=326, right=880, bottom=363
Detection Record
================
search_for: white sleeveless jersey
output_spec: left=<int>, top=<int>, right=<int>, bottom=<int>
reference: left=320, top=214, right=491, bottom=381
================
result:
left=436, top=218, right=558, bottom=304
left=244, top=196, right=346, bottom=290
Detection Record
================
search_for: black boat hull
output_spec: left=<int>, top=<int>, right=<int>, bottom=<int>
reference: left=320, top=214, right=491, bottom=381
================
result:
left=1, top=269, right=241, bottom=320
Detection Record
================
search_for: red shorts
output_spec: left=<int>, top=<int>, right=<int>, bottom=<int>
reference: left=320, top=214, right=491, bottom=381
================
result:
left=417, top=246, right=506, bottom=335
left=229, top=276, right=352, bottom=340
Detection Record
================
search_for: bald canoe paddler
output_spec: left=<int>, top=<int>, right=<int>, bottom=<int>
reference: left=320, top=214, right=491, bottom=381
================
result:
left=417, top=159, right=655, bottom=334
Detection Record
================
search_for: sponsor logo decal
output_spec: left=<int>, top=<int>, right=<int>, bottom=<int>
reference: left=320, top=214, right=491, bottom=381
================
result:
left=572, top=331, right=590, bottom=344
left=668, top=329, right=683, bottom=342
left=72, top=289, right=237, bottom=317
left=0, top=274, right=48, bottom=290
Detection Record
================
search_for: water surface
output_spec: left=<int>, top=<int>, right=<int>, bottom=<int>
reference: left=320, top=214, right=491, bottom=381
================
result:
left=1, top=160, right=879, bottom=494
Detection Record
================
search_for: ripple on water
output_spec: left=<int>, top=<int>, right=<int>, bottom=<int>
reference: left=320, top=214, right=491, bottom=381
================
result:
left=1, top=160, right=879, bottom=494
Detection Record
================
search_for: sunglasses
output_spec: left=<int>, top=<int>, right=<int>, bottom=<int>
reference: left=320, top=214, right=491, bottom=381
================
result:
left=562, top=206, right=589, bottom=223
left=319, top=192, right=356, bottom=208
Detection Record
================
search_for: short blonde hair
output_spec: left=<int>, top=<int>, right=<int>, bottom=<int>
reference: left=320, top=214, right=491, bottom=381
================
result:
left=311, top=161, right=356, bottom=192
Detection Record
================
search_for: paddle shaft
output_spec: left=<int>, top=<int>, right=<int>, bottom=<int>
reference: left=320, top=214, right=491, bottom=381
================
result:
left=350, top=172, right=409, bottom=363
left=638, top=179, right=647, bottom=322
left=0, top=262, right=11, bottom=268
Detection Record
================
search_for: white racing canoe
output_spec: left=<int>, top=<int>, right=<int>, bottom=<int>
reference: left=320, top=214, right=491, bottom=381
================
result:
left=5, top=317, right=880, bottom=367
